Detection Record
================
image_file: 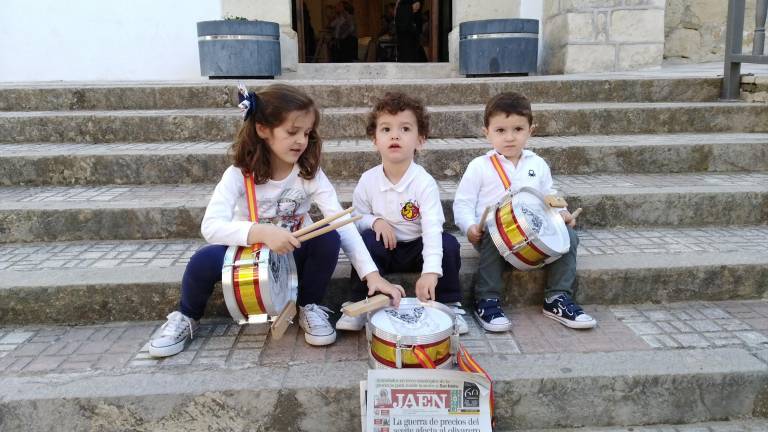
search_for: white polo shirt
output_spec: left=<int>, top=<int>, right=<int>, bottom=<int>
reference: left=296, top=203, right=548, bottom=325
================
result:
left=453, top=149, right=560, bottom=236
left=202, top=165, right=378, bottom=279
left=352, top=162, right=445, bottom=276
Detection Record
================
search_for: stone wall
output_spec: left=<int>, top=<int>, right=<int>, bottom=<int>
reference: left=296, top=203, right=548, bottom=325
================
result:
left=664, top=0, right=757, bottom=62
left=541, top=0, right=666, bottom=74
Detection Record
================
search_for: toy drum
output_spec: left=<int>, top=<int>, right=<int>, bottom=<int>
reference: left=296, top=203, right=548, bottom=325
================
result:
left=486, top=186, right=570, bottom=271
left=367, top=298, right=459, bottom=369
left=221, top=245, right=297, bottom=324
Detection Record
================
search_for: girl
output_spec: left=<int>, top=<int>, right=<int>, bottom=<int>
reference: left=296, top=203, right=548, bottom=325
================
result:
left=149, top=84, right=404, bottom=357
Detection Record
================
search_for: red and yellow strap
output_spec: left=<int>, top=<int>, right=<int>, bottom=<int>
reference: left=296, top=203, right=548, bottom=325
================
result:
left=412, top=346, right=437, bottom=369
left=490, top=154, right=511, bottom=190
left=243, top=173, right=261, bottom=252
left=234, top=172, right=267, bottom=316
left=457, top=344, right=495, bottom=424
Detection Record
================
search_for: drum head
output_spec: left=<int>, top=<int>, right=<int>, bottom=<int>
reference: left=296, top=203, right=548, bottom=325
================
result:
left=370, top=298, right=453, bottom=337
left=262, top=250, right=298, bottom=316
left=512, top=188, right=570, bottom=254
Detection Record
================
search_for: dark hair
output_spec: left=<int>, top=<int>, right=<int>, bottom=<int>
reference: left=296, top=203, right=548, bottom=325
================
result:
left=365, top=92, right=429, bottom=139
left=230, top=84, right=322, bottom=184
left=341, top=0, right=354, bottom=14
left=484, top=92, right=533, bottom=127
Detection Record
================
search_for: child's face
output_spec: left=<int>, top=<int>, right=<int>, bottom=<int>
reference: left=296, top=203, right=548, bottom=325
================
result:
left=483, top=113, right=533, bottom=162
left=257, top=109, right=315, bottom=172
left=372, top=110, right=424, bottom=166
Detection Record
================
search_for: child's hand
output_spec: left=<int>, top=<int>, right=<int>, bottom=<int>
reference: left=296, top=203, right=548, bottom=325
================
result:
left=248, top=224, right=300, bottom=255
left=372, top=219, right=397, bottom=250
left=365, top=272, right=406, bottom=307
left=467, top=224, right=483, bottom=246
left=415, top=273, right=438, bottom=302
left=559, top=210, right=576, bottom=228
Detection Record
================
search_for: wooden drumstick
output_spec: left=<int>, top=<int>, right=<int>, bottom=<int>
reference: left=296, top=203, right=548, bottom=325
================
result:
left=296, top=215, right=362, bottom=242
left=292, top=207, right=354, bottom=239
left=571, top=208, right=583, bottom=218
left=270, top=301, right=296, bottom=340
left=341, top=294, right=390, bottom=317
left=478, top=205, right=491, bottom=232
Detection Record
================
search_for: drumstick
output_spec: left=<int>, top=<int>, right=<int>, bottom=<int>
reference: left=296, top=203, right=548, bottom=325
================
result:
left=478, top=205, right=491, bottom=232
left=292, top=207, right=354, bottom=239
left=296, top=215, right=362, bottom=242
left=571, top=208, right=583, bottom=218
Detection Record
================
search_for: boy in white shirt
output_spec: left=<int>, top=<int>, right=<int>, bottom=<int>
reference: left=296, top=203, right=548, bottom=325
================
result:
left=453, top=92, right=597, bottom=332
left=336, top=92, right=468, bottom=334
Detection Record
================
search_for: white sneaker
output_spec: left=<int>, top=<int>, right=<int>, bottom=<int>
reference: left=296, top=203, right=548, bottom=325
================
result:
left=149, top=311, right=199, bottom=358
left=299, top=304, right=337, bottom=346
left=335, top=301, right=367, bottom=331
left=445, top=302, right=469, bottom=335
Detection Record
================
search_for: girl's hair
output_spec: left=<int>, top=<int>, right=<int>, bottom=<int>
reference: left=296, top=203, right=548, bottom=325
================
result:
left=231, top=84, right=322, bottom=184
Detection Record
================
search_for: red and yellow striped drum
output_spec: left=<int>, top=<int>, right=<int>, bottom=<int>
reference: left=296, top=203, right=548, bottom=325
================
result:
left=221, top=245, right=297, bottom=323
left=486, top=186, right=571, bottom=271
left=367, top=298, right=459, bottom=369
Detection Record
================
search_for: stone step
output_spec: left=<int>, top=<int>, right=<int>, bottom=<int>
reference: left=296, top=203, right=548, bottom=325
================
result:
left=1, top=300, right=767, bottom=430
left=0, top=76, right=722, bottom=112
left=2, top=102, right=768, bottom=143
left=2, top=225, right=767, bottom=324
left=3, top=133, right=768, bottom=186
left=0, top=173, right=766, bottom=243
left=518, top=420, right=768, bottom=432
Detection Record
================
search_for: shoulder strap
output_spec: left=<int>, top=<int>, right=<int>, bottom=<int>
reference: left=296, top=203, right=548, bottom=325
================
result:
left=243, top=173, right=261, bottom=252
left=489, top=154, right=511, bottom=190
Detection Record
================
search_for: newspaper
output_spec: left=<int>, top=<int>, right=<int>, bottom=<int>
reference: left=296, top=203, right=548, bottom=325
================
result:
left=363, top=369, right=492, bottom=432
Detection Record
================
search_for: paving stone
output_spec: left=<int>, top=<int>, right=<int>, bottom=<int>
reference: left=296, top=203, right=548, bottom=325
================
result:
left=0, top=331, right=34, bottom=344
left=687, top=320, right=723, bottom=332
left=672, top=333, right=711, bottom=348
left=734, top=331, right=768, bottom=346
left=23, top=356, right=67, bottom=372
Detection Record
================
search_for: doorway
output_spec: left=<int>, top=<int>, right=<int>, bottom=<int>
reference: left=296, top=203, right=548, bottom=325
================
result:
left=292, top=0, right=451, bottom=63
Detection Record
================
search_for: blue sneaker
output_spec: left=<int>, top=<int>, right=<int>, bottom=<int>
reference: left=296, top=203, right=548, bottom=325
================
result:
left=473, top=298, right=512, bottom=332
left=543, top=293, right=596, bottom=329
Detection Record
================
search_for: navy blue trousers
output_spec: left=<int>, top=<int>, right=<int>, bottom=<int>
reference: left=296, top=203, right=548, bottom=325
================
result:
left=179, top=231, right=341, bottom=320
left=348, top=229, right=462, bottom=303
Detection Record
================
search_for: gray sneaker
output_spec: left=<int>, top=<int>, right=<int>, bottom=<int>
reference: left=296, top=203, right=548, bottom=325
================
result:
left=149, top=311, right=199, bottom=358
left=299, top=304, right=337, bottom=346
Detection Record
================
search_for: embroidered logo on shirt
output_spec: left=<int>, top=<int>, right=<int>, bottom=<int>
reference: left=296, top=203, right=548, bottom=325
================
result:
left=528, top=169, right=536, bottom=177
left=400, top=200, right=421, bottom=221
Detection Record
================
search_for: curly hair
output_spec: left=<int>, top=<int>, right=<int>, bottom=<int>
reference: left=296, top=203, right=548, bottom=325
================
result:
left=365, top=92, right=429, bottom=139
left=230, top=84, right=322, bottom=184
left=483, top=92, right=533, bottom=127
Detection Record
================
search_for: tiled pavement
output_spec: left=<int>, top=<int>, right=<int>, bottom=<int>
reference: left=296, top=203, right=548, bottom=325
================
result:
left=1, top=300, right=767, bottom=377
left=1, top=226, right=767, bottom=272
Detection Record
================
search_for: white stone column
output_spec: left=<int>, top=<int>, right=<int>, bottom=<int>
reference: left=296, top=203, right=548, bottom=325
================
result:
left=541, top=0, right=665, bottom=74
left=448, top=0, right=521, bottom=71
left=221, top=0, right=298, bottom=72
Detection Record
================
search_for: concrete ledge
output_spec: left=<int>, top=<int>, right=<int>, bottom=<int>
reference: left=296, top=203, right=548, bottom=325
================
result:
left=1, top=237, right=766, bottom=324
left=1, top=133, right=767, bottom=186
left=1, top=102, right=767, bottom=142
left=0, top=77, right=722, bottom=112
left=0, top=349, right=765, bottom=430
left=0, top=173, right=766, bottom=242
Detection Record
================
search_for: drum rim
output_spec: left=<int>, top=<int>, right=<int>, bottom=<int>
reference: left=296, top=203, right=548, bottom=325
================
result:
left=511, top=188, right=570, bottom=256
left=222, top=245, right=247, bottom=322
left=368, top=298, right=456, bottom=345
left=367, top=351, right=454, bottom=369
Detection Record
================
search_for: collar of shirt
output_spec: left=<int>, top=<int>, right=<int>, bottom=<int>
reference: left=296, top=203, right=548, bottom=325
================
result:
left=377, top=161, right=418, bottom=193
left=484, top=148, right=535, bottom=163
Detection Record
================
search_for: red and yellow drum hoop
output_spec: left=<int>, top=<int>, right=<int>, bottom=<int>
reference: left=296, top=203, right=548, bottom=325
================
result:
left=370, top=335, right=452, bottom=368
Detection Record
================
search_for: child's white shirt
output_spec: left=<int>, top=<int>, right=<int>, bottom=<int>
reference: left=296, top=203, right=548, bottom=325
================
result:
left=202, top=165, right=378, bottom=279
left=352, top=162, right=445, bottom=276
left=453, top=149, right=560, bottom=236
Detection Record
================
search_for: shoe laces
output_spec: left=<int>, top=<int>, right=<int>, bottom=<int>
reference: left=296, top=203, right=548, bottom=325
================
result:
left=303, top=304, right=334, bottom=328
left=554, top=294, right=583, bottom=316
left=476, top=298, right=505, bottom=320
left=159, top=311, right=195, bottom=339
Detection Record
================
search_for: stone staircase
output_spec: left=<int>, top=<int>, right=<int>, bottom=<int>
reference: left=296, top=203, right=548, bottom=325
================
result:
left=0, top=75, right=767, bottom=431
